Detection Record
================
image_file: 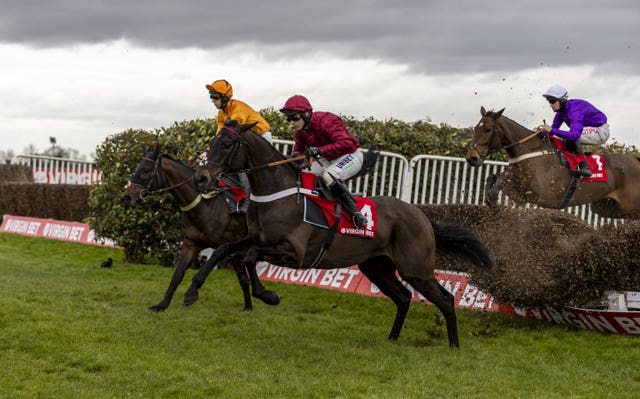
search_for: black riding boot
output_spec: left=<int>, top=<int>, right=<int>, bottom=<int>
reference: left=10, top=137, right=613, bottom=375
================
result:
left=221, top=171, right=250, bottom=214
left=329, top=181, right=368, bottom=229
left=237, top=171, right=250, bottom=214
left=570, top=140, right=592, bottom=178
left=222, top=190, right=241, bottom=214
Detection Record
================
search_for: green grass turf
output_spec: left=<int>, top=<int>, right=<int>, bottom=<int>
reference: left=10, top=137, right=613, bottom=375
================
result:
left=1, top=233, right=638, bottom=398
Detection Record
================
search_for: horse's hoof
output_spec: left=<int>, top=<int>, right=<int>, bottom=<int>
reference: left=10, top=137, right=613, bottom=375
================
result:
left=147, top=305, right=166, bottom=313
left=260, top=291, right=281, bottom=306
left=183, top=294, right=199, bottom=307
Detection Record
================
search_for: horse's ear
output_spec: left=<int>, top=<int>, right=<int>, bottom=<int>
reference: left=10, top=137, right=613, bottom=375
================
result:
left=495, top=108, right=505, bottom=119
left=238, top=121, right=259, bottom=133
left=142, top=144, right=160, bottom=159
left=224, top=118, right=239, bottom=128
left=481, top=106, right=487, bottom=116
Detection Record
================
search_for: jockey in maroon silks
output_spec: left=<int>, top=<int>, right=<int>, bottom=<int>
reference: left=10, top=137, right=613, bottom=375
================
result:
left=280, top=95, right=368, bottom=228
left=538, top=84, right=610, bottom=177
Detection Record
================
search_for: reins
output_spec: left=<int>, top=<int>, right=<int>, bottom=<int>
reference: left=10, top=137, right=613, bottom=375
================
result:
left=210, top=150, right=307, bottom=178
left=249, top=154, right=307, bottom=172
left=133, top=154, right=221, bottom=210
left=135, top=156, right=194, bottom=194
left=472, top=114, right=552, bottom=159
left=479, top=125, right=542, bottom=156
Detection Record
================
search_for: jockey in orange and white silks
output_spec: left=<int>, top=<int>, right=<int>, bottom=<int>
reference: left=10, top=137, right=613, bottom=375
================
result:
left=206, top=79, right=272, bottom=143
left=205, top=79, right=273, bottom=214
left=280, top=95, right=368, bottom=228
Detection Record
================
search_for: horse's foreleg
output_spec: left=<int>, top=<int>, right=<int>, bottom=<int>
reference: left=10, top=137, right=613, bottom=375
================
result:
left=244, top=247, right=281, bottom=306
left=182, top=238, right=251, bottom=306
left=484, top=173, right=500, bottom=207
left=149, top=244, right=198, bottom=312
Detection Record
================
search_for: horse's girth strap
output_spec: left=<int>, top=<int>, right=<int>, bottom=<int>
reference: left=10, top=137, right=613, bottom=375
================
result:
left=250, top=187, right=318, bottom=203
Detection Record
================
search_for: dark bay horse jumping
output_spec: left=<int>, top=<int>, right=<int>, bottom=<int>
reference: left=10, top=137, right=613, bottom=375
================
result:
left=466, top=106, right=640, bottom=219
left=193, top=121, right=494, bottom=347
left=120, top=145, right=280, bottom=312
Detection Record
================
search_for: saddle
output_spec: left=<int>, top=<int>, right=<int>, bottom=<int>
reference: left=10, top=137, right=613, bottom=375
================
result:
left=550, top=137, right=608, bottom=182
left=299, top=172, right=377, bottom=238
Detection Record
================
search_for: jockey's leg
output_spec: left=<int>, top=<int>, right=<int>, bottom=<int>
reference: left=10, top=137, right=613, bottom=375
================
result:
left=328, top=180, right=368, bottom=228
left=237, top=171, right=250, bottom=214
left=222, top=190, right=240, bottom=213
left=571, top=140, right=592, bottom=177
left=311, top=150, right=367, bottom=228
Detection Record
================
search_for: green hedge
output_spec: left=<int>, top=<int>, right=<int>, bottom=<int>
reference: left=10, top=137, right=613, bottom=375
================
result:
left=86, top=111, right=639, bottom=266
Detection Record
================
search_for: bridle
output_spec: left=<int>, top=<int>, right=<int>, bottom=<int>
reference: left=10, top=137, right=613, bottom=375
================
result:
left=130, top=155, right=194, bottom=197
left=469, top=116, right=546, bottom=160
left=203, top=125, right=306, bottom=180
left=204, top=126, right=247, bottom=171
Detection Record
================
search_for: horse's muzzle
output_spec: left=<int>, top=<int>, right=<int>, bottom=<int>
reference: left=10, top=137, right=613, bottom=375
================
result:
left=465, top=147, right=486, bottom=167
left=121, top=186, right=147, bottom=208
left=120, top=194, right=139, bottom=208
left=194, top=168, right=214, bottom=194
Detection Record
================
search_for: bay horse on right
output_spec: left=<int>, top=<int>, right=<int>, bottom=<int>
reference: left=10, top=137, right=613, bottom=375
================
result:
left=465, top=106, right=640, bottom=219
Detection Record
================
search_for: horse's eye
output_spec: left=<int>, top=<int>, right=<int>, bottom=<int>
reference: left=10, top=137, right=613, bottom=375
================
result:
left=485, top=127, right=492, bottom=133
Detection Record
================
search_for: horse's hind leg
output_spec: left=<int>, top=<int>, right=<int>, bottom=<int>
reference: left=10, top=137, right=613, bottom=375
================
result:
left=405, top=277, right=459, bottom=348
left=228, top=258, right=253, bottom=311
left=359, top=257, right=412, bottom=341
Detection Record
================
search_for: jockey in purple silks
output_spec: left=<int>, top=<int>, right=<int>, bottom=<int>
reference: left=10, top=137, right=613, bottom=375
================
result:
left=538, top=84, right=610, bottom=178
left=279, top=94, right=368, bottom=228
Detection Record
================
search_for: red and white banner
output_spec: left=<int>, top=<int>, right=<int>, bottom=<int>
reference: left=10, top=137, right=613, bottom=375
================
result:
left=32, top=168, right=100, bottom=185
left=2, top=214, right=638, bottom=335
left=255, top=262, right=640, bottom=336
left=1, top=214, right=117, bottom=247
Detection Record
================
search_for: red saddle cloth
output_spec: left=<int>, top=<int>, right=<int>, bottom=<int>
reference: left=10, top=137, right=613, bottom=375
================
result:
left=218, top=181, right=248, bottom=202
left=301, top=172, right=377, bottom=238
left=551, top=137, right=608, bottom=182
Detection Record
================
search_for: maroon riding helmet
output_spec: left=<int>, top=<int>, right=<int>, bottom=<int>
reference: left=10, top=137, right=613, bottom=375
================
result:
left=280, top=95, right=313, bottom=113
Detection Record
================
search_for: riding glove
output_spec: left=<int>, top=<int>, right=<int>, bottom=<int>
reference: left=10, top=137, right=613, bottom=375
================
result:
left=304, top=146, right=321, bottom=159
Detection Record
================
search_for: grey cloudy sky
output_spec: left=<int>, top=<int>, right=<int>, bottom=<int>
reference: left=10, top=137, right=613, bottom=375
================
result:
left=1, top=0, right=638, bottom=158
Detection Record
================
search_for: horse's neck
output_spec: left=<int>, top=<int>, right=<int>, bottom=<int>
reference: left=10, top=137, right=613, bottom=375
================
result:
left=245, top=133, right=299, bottom=195
left=499, top=117, right=549, bottom=159
left=160, top=158, right=200, bottom=206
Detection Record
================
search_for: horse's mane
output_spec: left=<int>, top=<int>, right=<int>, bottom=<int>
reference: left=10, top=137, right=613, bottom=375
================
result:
left=159, top=153, right=196, bottom=173
left=248, top=130, right=288, bottom=160
left=504, top=116, right=534, bottom=133
left=245, top=130, right=301, bottom=173
left=487, top=110, right=534, bottom=134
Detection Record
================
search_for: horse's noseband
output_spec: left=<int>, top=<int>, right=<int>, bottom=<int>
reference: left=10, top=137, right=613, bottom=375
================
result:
left=131, top=156, right=164, bottom=196
left=472, top=119, right=504, bottom=157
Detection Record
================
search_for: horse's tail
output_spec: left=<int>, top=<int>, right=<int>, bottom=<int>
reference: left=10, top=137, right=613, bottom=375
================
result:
left=353, top=145, right=380, bottom=178
left=431, top=220, right=494, bottom=269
